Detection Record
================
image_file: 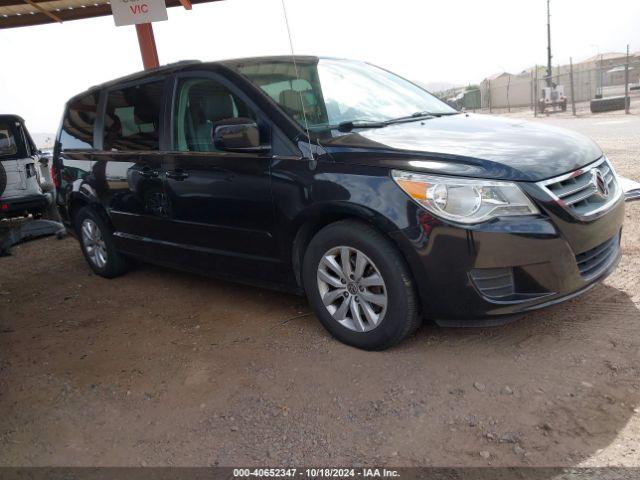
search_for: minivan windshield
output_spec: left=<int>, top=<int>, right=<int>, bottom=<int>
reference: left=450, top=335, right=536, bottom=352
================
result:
left=234, top=58, right=457, bottom=131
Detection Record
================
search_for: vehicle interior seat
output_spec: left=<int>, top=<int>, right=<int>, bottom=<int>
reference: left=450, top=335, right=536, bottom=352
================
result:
left=190, top=91, right=235, bottom=152
left=279, top=89, right=304, bottom=121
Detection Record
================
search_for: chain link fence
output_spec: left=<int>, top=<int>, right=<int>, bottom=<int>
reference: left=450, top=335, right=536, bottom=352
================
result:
left=436, top=51, right=640, bottom=115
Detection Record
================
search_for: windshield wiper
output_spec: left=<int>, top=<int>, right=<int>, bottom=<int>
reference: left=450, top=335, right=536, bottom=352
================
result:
left=337, top=120, right=387, bottom=132
left=335, top=110, right=461, bottom=132
left=385, top=110, right=461, bottom=124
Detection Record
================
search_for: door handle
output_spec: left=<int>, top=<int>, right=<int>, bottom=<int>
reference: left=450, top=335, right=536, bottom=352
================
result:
left=165, top=169, right=189, bottom=180
left=139, top=167, right=159, bottom=178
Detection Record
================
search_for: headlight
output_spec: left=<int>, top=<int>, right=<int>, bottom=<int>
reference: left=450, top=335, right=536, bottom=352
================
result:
left=392, top=170, right=539, bottom=224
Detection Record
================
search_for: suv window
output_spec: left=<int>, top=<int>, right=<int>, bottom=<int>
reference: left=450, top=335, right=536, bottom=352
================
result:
left=104, top=81, right=164, bottom=151
left=0, top=122, right=18, bottom=157
left=59, top=92, right=99, bottom=150
left=174, top=78, right=256, bottom=152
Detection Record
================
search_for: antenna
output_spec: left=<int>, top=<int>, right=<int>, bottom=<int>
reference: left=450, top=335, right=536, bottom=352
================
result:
left=280, top=0, right=314, bottom=160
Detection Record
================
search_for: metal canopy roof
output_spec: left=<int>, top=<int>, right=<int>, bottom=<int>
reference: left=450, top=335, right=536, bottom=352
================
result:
left=0, top=0, right=220, bottom=29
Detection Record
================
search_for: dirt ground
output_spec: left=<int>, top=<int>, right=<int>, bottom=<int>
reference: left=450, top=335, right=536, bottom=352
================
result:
left=1, top=112, right=639, bottom=467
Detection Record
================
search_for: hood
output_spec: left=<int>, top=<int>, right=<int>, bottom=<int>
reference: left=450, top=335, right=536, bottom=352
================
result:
left=318, top=114, right=603, bottom=182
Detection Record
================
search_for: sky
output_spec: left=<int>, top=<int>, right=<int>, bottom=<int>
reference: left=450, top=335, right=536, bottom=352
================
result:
left=1, top=0, right=639, bottom=133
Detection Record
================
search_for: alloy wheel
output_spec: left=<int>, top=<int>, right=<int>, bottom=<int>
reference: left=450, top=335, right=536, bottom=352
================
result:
left=316, top=246, right=387, bottom=332
left=81, top=218, right=108, bottom=269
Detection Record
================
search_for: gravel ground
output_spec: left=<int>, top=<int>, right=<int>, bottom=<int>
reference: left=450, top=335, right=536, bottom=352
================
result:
left=0, top=112, right=639, bottom=467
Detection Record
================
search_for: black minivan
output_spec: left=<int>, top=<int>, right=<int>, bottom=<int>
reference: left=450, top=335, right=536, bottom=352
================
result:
left=53, top=56, right=625, bottom=350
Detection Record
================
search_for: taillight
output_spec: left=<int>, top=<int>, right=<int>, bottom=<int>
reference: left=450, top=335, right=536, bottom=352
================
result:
left=50, top=162, right=59, bottom=188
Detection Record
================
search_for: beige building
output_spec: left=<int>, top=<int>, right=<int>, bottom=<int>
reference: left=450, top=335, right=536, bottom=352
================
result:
left=478, top=52, right=640, bottom=110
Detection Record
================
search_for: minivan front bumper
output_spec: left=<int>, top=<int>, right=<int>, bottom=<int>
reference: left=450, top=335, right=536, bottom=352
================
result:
left=389, top=191, right=625, bottom=326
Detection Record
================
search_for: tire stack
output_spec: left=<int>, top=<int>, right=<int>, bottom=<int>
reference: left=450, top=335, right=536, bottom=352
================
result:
left=590, top=96, right=630, bottom=113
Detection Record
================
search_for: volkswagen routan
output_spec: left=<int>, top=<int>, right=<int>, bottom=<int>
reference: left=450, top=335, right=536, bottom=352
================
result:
left=53, top=57, right=624, bottom=350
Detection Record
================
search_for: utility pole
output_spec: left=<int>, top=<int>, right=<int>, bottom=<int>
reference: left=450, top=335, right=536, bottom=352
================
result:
left=625, top=44, right=630, bottom=114
left=546, top=0, right=553, bottom=87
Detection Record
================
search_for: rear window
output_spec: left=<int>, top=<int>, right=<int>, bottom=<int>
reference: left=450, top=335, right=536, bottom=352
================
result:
left=59, top=92, right=99, bottom=150
left=0, top=122, right=18, bottom=157
left=103, top=81, right=164, bottom=151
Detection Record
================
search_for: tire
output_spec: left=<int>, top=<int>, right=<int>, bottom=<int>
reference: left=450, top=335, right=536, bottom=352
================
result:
left=74, top=206, right=129, bottom=278
left=302, top=220, right=421, bottom=350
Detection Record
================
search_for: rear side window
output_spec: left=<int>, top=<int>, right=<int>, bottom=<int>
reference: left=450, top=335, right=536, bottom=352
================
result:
left=0, top=122, right=18, bottom=157
left=104, top=81, right=164, bottom=151
left=59, top=92, right=99, bottom=150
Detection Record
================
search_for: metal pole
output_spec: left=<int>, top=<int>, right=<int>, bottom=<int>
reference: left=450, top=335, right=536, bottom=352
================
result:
left=534, top=66, right=538, bottom=117
left=625, top=44, right=630, bottom=114
left=135, top=23, right=160, bottom=70
left=530, top=70, right=534, bottom=111
left=488, top=80, right=492, bottom=114
left=569, top=57, right=577, bottom=116
left=546, top=0, right=552, bottom=87
left=598, top=54, right=603, bottom=98
left=507, top=75, right=511, bottom=113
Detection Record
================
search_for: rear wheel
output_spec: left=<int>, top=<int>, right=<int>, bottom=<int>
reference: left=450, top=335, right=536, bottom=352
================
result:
left=75, top=207, right=129, bottom=278
left=302, top=220, right=421, bottom=350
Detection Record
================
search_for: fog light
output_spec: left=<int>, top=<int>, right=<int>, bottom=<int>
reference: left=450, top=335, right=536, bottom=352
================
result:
left=470, top=268, right=515, bottom=300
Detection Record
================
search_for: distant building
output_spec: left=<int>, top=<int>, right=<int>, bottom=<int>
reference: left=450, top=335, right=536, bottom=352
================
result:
left=477, top=52, right=640, bottom=109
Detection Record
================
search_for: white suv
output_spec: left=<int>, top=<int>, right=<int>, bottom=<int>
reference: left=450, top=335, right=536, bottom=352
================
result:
left=0, top=114, right=51, bottom=218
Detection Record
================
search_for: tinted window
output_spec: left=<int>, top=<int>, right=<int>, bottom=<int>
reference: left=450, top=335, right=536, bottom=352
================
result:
left=59, top=92, right=99, bottom=150
left=104, top=81, right=164, bottom=151
left=174, top=78, right=256, bottom=152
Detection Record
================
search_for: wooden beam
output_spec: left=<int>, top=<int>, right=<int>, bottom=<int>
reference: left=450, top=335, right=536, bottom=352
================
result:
left=0, top=4, right=113, bottom=28
left=23, top=0, right=61, bottom=22
left=0, top=0, right=219, bottom=29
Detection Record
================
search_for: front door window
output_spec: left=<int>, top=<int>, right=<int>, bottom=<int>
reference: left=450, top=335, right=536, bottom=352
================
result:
left=174, top=78, right=257, bottom=152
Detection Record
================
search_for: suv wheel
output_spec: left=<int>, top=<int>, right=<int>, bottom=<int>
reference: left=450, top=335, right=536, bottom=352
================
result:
left=75, top=207, right=129, bottom=278
left=303, top=220, right=421, bottom=350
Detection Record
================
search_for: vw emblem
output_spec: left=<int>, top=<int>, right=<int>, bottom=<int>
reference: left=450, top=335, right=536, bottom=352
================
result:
left=592, top=170, right=609, bottom=199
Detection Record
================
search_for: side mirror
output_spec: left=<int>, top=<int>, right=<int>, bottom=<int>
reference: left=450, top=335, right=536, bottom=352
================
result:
left=213, top=118, right=270, bottom=153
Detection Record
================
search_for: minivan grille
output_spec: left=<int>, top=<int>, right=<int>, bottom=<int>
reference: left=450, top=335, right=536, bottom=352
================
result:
left=575, top=232, right=620, bottom=281
left=538, top=157, right=621, bottom=218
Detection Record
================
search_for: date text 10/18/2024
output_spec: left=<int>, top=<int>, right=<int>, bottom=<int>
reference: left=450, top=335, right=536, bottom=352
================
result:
left=233, top=469, right=401, bottom=478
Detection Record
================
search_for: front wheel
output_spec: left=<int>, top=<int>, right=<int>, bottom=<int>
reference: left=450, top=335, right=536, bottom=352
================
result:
left=302, top=220, right=421, bottom=350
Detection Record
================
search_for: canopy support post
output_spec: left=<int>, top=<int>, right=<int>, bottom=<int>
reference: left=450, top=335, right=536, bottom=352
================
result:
left=135, top=23, right=160, bottom=70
